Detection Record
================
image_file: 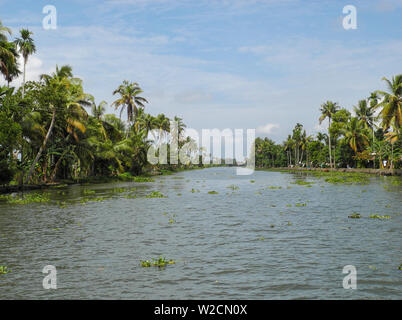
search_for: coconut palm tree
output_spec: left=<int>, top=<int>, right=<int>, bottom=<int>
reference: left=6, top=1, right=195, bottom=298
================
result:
left=0, top=41, right=19, bottom=85
left=14, top=29, right=36, bottom=97
left=343, top=117, right=369, bottom=154
left=155, top=113, right=170, bottom=145
left=353, top=99, right=374, bottom=129
left=375, top=75, right=402, bottom=135
left=112, top=80, right=148, bottom=125
left=91, top=100, right=108, bottom=120
left=319, top=101, right=339, bottom=168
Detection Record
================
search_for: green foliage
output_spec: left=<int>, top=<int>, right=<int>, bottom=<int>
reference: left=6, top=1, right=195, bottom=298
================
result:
left=369, top=214, right=391, bottom=220
left=140, top=257, right=175, bottom=268
left=145, top=191, right=166, bottom=198
left=348, top=213, right=362, bottom=219
left=0, top=266, right=11, bottom=274
left=7, top=193, right=50, bottom=204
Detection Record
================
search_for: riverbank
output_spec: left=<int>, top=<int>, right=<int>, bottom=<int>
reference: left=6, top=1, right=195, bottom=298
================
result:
left=0, top=166, right=205, bottom=194
left=257, top=167, right=402, bottom=176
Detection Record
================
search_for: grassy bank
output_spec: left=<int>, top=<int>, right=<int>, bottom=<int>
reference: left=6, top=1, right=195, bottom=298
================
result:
left=0, top=166, right=206, bottom=195
left=256, top=167, right=402, bottom=176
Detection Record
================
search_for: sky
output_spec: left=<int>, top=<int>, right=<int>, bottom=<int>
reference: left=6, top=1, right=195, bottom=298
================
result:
left=2, top=0, right=402, bottom=143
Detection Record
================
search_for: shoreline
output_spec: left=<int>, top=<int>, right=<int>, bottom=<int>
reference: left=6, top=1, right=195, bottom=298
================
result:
left=0, top=166, right=206, bottom=195
left=256, top=167, right=402, bottom=176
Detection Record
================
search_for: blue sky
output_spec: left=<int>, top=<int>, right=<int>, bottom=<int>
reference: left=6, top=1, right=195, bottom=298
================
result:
left=2, top=0, right=402, bottom=142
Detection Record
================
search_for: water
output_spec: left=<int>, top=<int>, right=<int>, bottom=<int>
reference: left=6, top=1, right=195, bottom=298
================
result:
left=0, top=167, right=401, bottom=299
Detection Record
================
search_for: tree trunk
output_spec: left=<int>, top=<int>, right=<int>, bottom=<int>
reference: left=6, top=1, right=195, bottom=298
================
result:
left=328, top=118, right=332, bottom=168
left=25, top=107, right=56, bottom=184
left=22, top=59, right=26, bottom=98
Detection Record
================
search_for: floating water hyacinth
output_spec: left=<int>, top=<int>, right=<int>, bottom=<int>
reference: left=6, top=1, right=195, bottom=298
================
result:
left=7, top=193, right=50, bottom=205
left=0, top=266, right=10, bottom=274
left=145, top=191, right=167, bottom=198
left=369, top=214, right=391, bottom=220
left=141, top=257, right=175, bottom=268
left=348, top=213, right=361, bottom=219
left=208, top=191, right=218, bottom=194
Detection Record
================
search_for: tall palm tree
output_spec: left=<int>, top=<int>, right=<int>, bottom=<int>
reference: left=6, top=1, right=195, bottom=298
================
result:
left=155, top=113, right=170, bottom=145
left=174, top=116, right=186, bottom=143
left=353, top=99, right=374, bottom=129
left=375, top=75, right=402, bottom=135
left=14, top=29, right=36, bottom=97
left=319, top=101, right=339, bottom=168
left=343, top=117, right=369, bottom=154
left=112, top=80, right=148, bottom=125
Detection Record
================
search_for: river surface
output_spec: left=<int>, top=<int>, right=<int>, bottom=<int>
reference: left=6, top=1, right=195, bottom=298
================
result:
left=0, top=167, right=401, bottom=299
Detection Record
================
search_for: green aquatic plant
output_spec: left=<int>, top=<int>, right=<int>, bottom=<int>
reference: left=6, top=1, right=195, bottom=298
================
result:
left=292, top=180, right=314, bottom=186
left=141, top=257, right=175, bottom=268
left=258, top=237, right=265, bottom=241
left=295, top=203, right=307, bottom=207
left=7, top=193, right=50, bottom=205
left=171, top=176, right=184, bottom=179
left=51, top=184, right=68, bottom=188
left=398, top=264, right=402, bottom=271
left=369, top=214, right=391, bottom=220
left=250, top=180, right=255, bottom=183
left=0, top=266, right=11, bottom=274
left=83, top=189, right=96, bottom=195
left=133, top=176, right=154, bottom=183
left=145, top=191, right=166, bottom=198
left=191, top=188, right=200, bottom=193
left=168, top=218, right=175, bottom=224
left=266, top=186, right=282, bottom=189
left=286, top=204, right=292, bottom=207
left=208, top=191, right=219, bottom=194
left=124, top=194, right=137, bottom=199
left=270, top=224, right=275, bottom=228
left=0, top=195, right=12, bottom=201
left=348, top=213, right=362, bottom=219
left=58, top=201, right=67, bottom=208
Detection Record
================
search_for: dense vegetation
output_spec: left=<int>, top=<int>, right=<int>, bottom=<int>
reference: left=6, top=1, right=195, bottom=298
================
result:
left=254, top=80, right=402, bottom=169
left=0, top=21, right=200, bottom=186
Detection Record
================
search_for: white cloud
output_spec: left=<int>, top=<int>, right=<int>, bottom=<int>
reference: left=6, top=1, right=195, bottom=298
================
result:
left=256, top=123, right=279, bottom=135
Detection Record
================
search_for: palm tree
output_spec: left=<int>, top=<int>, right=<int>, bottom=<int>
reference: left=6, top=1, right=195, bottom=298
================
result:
left=343, top=117, right=369, bottom=154
left=375, top=75, right=402, bottom=135
left=319, top=101, right=339, bottom=168
left=112, top=80, right=148, bottom=125
left=26, top=66, right=91, bottom=183
left=91, top=100, right=108, bottom=120
left=0, top=20, right=11, bottom=41
left=0, top=41, right=20, bottom=85
left=14, top=29, right=36, bottom=97
left=155, top=113, right=170, bottom=145
left=0, top=20, right=13, bottom=79
left=174, top=116, right=187, bottom=143
left=353, top=99, right=374, bottom=129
